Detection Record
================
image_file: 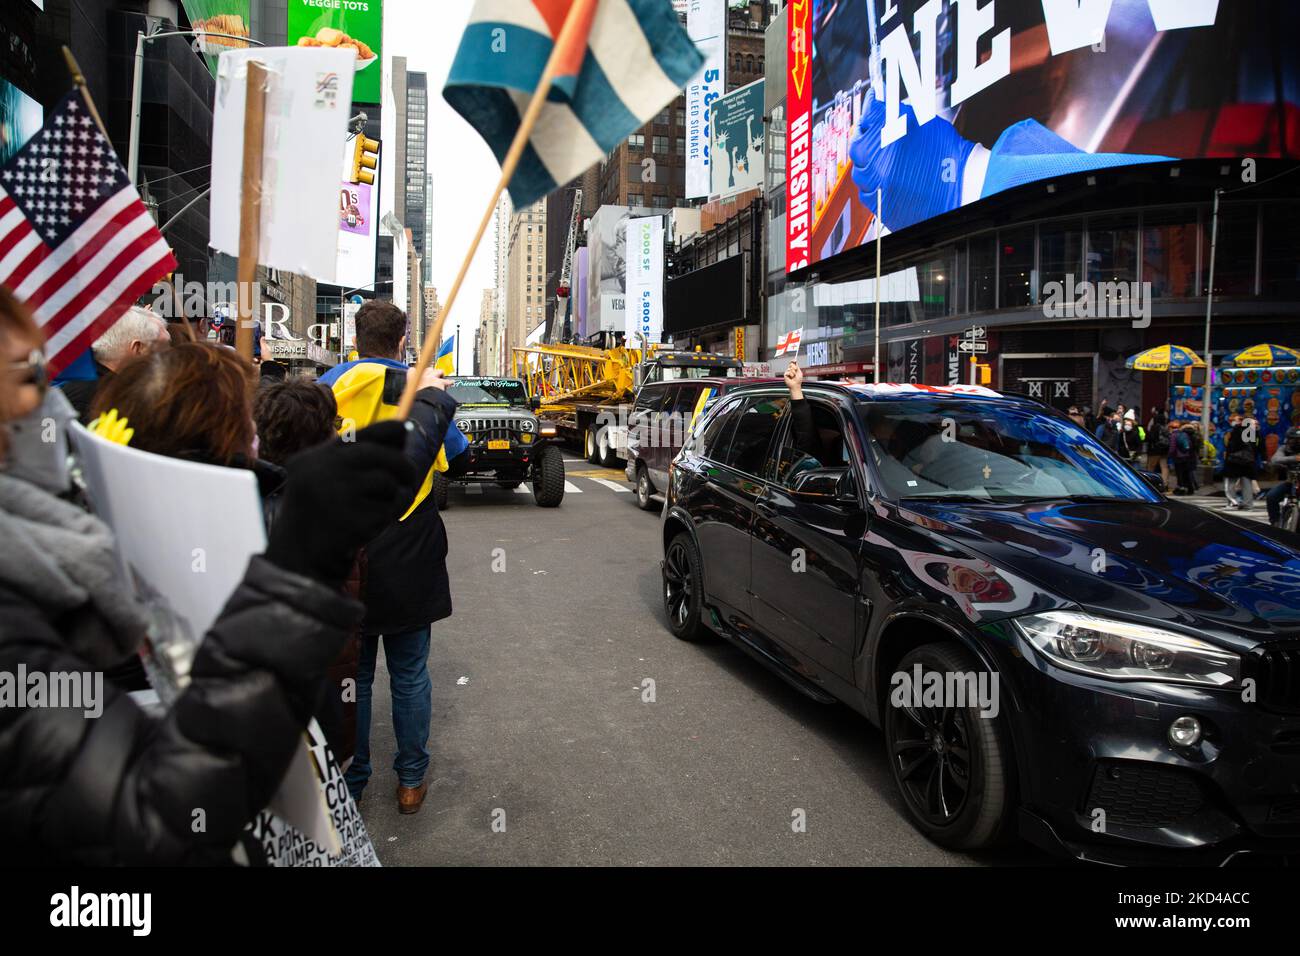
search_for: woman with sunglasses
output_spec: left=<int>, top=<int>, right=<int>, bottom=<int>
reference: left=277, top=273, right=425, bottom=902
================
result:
left=0, top=286, right=415, bottom=864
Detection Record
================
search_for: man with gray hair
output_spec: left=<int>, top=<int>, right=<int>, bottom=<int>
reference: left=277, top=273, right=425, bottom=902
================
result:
left=59, top=306, right=170, bottom=422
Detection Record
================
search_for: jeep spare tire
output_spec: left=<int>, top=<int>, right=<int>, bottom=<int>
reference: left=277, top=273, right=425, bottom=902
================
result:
left=533, top=445, right=565, bottom=507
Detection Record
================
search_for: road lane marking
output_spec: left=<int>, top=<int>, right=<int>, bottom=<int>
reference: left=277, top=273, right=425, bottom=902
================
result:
left=514, top=484, right=531, bottom=494
left=563, top=480, right=583, bottom=493
left=590, top=477, right=632, bottom=493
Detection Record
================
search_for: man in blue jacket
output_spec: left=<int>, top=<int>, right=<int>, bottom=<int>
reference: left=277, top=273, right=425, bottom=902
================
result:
left=319, top=301, right=468, bottom=813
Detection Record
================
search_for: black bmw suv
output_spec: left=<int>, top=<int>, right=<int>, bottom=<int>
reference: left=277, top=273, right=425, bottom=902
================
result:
left=660, top=381, right=1300, bottom=864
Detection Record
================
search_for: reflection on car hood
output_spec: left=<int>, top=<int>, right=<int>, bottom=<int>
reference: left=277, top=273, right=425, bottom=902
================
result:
left=898, top=498, right=1300, bottom=641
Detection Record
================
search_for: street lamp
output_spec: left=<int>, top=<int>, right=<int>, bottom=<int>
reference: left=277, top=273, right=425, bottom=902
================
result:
left=128, top=26, right=265, bottom=187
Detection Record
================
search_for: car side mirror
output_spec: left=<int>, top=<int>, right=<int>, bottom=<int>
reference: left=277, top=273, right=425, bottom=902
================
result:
left=1139, top=470, right=1166, bottom=494
left=791, top=468, right=858, bottom=506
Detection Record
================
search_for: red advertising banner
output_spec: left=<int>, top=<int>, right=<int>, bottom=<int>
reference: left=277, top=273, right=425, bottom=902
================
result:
left=784, top=0, right=812, bottom=273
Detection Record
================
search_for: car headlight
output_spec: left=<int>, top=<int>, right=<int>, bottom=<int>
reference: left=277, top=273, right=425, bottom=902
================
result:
left=1015, top=610, right=1240, bottom=688
left=518, top=419, right=535, bottom=433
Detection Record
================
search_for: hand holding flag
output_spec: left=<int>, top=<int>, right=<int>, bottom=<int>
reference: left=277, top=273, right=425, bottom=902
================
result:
left=396, top=0, right=704, bottom=419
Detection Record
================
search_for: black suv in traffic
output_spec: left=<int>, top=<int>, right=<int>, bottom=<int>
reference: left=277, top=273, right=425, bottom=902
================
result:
left=660, top=381, right=1300, bottom=864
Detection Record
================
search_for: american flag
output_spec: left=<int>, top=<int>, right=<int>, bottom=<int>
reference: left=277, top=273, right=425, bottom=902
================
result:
left=775, top=328, right=803, bottom=357
left=0, top=92, right=176, bottom=376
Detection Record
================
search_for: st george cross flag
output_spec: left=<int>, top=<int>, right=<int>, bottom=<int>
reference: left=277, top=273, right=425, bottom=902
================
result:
left=775, top=328, right=803, bottom=357
left=0, top=92, right=176, bottom=377
left=444, top=0, right=704, bottom=208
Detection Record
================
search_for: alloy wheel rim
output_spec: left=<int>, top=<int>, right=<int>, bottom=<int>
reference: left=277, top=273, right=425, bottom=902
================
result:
left=663, top=542, right=692, bottom=626
left=890, top=684, right=973, bottom=827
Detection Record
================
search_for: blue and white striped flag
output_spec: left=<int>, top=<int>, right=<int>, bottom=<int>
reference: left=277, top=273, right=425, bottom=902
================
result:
left=444, top=0, right=703, bottom=208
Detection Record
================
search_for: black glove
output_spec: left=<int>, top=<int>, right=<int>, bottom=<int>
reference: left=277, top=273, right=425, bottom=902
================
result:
left=265, top=421, right=416, bottom=586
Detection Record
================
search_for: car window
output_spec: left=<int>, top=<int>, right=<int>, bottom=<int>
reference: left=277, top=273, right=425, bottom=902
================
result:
left=856, top=399, right=1160, bottom=502
left=720, top=395, right=789, bottom=475
left=683, top=395, right=741, bottom=460
left=770, top=399, right=852, bottom=488
left=634, top=384, right=670, bottom=414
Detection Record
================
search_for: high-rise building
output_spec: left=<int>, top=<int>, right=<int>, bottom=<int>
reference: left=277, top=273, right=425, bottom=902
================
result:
left=492, top=194, right=511, bottom=372
left=476, top=289, right=497, bottom=376
left=505, top=200, right=546, bottom=361
left=405, top=70, right=429, bottom=282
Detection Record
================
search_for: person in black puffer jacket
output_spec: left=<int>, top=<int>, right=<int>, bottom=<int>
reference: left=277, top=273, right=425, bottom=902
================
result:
left=0, top=288, right=414, bottom=865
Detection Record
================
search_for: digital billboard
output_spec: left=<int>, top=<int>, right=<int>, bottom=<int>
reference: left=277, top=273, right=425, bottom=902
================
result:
left=710, top=79, right=764, bottom=199
left=0, top=78, right=42, bottom=168
left=786, top=0, right=1300, bottom=273
left=288, top=0, right=383, bottom=105
left=180, top=1, right=251, bottom=75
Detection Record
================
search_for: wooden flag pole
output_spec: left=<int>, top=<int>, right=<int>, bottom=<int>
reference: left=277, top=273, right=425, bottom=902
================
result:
left=235, top=60, right=269, bottom=362
left=394, top=0, right=599, bottom=419
left=62, top=46, right=197, bottom=343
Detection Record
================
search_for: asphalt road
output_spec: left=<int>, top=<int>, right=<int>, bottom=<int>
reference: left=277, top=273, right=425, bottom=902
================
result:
left=357, top=455, right=1050, bottom=866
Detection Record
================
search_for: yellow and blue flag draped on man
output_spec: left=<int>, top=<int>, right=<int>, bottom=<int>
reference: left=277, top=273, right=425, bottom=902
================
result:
left=443, top=0, right=704, bottom=208
left=319, top=357, right=469, bottom=520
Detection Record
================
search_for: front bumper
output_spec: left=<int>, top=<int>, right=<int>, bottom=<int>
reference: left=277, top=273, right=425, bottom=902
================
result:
left=983, top=623, right=1300, bottom=864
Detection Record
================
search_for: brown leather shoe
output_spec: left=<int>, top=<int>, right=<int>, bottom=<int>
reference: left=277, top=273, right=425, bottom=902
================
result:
left=396, top=781, right=429, bottom=814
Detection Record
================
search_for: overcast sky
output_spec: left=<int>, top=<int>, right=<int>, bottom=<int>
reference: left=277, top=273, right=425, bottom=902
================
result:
left=385, top=0, right=500, bottom=371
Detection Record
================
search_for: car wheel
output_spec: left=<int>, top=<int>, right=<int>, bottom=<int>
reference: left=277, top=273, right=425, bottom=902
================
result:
left=585, top=427, right=600, bottom=465
left=636, top=464, right=656, bottom=511
left=497, top=480, right=522, bottom=490
left=432, top=470, right=450, bottom=510
left=884, top=643, right=1014, bottom=851
left=597, top=426, right=619, bottom=468
left=662, top=532, right=711, bottom=642
left=532, top=445, right=565, bottom=507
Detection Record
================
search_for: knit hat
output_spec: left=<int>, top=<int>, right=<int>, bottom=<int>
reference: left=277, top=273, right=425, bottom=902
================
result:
left=1123, top=408, right=1136, bottom=421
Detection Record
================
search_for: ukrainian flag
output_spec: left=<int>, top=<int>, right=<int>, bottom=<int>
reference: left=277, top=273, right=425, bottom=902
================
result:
left=435, top=335, right=456, bottom=377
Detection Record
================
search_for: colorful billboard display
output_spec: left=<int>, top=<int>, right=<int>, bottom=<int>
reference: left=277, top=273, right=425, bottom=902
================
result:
left=709, top=79, right=764, bottom=199
left=180, top=1, right=251, bottom=75
left=288, top=0, right=383, bottom=105
left=0, top=78, right=42, bottom=168
left=786, top=0, right=1300, bottom=273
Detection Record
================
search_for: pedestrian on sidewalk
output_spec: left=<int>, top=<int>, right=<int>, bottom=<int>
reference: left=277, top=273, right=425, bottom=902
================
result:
left=1265, top=426, right=1300, bottom=526
left=1145, top=408, right=1171, bottom=490
left=318, top=301, right=464, bottom=815
left=1116, top=412, right=1142, bottom=463
left=1223, top=414, right=1259, bottom=508
left=1171, top=422, right=1200, bottom=495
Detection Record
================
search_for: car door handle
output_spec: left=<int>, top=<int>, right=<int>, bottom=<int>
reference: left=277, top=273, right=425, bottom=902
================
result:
left=756, top=499, right=776, bottom=517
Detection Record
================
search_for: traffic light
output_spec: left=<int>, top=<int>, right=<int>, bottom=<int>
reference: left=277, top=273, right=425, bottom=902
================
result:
left=969, top=357, right=992, bottom=385
left=350, top=135, right=380, bottom=186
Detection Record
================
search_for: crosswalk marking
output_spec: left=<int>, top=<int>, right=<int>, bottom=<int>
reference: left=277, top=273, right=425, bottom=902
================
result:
left=514, top=484, right=531, bottom=494
left=564, top=480, right=583, bottom=493
left=590, top=477, right=631, bottom=493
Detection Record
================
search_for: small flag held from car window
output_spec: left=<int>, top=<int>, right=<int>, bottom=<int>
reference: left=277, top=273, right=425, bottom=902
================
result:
left=775, top=328, right=803, bottom=358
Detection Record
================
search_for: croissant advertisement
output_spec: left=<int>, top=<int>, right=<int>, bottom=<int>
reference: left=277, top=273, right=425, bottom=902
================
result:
left=786, top=0, right=1300, bottom=273
left=288, top=0, right=383, bottom=104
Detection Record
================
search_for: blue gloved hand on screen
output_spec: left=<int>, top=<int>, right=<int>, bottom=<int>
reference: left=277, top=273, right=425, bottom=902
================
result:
left=849, top=94, right=975, bottom=233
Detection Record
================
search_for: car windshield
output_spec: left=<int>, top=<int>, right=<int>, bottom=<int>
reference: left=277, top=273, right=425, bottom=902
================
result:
left=446, top=378, right=529, bottom=407
left=658, top=366, right=740, bottom=381
left=855, top=400, right=1158, bottom=503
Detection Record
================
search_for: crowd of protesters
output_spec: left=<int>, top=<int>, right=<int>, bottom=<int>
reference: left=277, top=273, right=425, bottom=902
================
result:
left=0, top=287, right=460, bottom=864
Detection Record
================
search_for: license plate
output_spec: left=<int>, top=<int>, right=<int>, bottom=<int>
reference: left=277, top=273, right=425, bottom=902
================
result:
left=487, top=439, right=510, bottom=450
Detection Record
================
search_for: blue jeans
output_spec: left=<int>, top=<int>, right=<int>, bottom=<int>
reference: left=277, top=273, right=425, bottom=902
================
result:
left=345, top=626, right=432, bottom=798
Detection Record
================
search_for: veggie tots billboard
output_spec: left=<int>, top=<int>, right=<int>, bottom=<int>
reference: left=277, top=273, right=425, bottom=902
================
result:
left=288, top=0, right=383, bottom=105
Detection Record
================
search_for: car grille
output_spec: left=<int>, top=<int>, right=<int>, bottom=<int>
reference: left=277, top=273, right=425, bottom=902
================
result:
left=1245, top=642, right=1300, bottom=715
left=1084, top=761, right=1208, bottom=828
left=458, top=419, right=523, bottom=443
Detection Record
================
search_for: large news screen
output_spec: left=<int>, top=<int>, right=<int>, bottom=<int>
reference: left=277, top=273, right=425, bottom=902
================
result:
left=785, top=0, right=1300, bottom=273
